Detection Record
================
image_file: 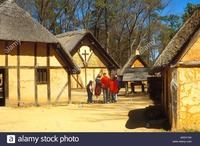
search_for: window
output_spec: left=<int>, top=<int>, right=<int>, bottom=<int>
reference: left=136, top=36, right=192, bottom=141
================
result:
left=36, top=68, right=47, bottom=84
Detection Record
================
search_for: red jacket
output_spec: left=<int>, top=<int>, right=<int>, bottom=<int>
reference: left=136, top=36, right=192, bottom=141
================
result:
left=100, top=76, right=110, bottom=89
left=110, top=79, right=119, bottom=93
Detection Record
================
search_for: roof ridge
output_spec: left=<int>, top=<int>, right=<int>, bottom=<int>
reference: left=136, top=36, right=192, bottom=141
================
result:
left=1, top=0, right=15, bottom=5
left=56, top=29, right=89, bottom=38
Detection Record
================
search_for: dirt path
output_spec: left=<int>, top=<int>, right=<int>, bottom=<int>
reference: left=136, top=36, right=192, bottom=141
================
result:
left=0, top=91, right=165, bottom=132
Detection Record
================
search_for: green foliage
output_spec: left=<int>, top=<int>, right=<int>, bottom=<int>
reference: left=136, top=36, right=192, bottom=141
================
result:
left=162, top=15, right=182, bottom=37
left=182, top=2, right=199, bottom=22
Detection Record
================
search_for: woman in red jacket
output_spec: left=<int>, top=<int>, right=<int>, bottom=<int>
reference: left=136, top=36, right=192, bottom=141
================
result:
left=109, top=76, right=119, bottom=102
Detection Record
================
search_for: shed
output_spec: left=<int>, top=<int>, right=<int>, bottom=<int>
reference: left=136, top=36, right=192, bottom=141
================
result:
left=118, top=54, right=149, bottom=95
left=151, top=6, right=200, bottom=130
left=56, top=30, right=120, bottom=88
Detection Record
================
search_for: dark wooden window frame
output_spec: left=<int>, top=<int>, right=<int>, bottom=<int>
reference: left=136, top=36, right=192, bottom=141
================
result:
left=36, top=67, right=48, bottom=84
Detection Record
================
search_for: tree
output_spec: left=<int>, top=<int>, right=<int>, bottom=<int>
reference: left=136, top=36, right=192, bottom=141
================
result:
left=16, top=0, right=81, bottom=34
left=106, top=0, right=175, bottom=65
left=1, top=0, right=189, bottom=67
left=182, top=2, right=199, bottom=22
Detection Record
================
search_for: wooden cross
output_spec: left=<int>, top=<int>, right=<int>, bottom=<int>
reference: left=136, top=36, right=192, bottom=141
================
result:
left=82, top=50, right=89, bottom=62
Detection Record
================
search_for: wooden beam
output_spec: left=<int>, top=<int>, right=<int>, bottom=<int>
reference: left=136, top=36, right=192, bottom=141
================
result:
left=5, top=66, right=69, bottom=69
left=17, top=44, right=20, bottom=102
left=5, top=41, right=9, bottom=99
left=125, top=81, right=129, bottom=96
left=71, top=75, right=84, bottom=88
left=55, top=81, right=69, bottom=102
left=68, top=73, right=72, bottom=104
left=76, top=74, right=78, bottom=88
left=93, top=69, right=95, bottom=81
left=34, top=43, right=38, bottom=105
left=178, top=61, right=200, bottom=67
left=47, top=44, right=51, bottom=102
left=85, top=68, right=87, bottom=88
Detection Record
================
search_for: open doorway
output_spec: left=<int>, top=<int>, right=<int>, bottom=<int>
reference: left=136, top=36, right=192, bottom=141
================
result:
left=0, top=69, right=5, bottom=106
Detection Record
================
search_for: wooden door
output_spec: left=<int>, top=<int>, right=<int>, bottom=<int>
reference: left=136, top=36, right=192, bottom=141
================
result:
left=0, top=69, right=5, bottom=106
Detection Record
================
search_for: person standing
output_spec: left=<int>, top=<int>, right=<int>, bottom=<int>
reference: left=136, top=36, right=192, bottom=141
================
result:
left=86, top=80, right=93, bottom=104
left=114, top=75, right=120, bottom=102
left=109, top=77, right=115, bottom=102
left=100, top=73, right=110, bottom=103
left=95, top=74, right=102, bottom=102
left=110, top=76, right=119, bottom=102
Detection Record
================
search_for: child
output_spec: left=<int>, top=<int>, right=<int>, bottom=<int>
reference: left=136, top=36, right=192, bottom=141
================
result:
left=86, top=80, right=93, bottom=103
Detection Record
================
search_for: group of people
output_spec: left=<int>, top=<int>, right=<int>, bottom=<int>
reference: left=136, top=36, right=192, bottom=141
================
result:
left=86, top=73, right=120, bottom=104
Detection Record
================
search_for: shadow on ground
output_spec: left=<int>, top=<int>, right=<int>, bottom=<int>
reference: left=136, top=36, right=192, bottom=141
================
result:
left=125, top=106, right=171, bottom=130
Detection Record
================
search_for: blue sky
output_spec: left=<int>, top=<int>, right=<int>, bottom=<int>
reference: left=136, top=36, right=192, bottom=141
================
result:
left=163, top=0, right=200, bottom=16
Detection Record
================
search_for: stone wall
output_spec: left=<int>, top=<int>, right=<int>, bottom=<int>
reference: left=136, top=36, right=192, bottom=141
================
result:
left=177, top=67, right=200, bottom=130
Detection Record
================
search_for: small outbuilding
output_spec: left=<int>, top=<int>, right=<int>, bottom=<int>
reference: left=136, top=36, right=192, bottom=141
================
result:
left=151, top=7, right=200, bottom=130
left=56, top=30, right=120, bottom=88
left=118, top=52, right=149, bottom=95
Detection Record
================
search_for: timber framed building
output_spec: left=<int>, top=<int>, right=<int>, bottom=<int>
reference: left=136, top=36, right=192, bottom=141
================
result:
left=151, top=6, right=200, bottom=130
left=57, top=30, right=120, bottom=88
left=0, top=0, right=79, bottom=106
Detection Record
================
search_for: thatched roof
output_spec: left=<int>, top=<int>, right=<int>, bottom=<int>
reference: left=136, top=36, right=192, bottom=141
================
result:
left=118, top=54, right=149, bottom=75
left=151, top=6, right=200, bottom=73
left=56, top=29, right=88, bottom=53
left=0, top=0, right=80, bottom=74
left=56, top=29, right=120, bottom=69
left=0, top=0, right=57, bottom=43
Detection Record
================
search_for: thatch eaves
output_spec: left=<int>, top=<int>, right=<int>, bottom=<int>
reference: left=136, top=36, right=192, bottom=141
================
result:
left=56, top=29, right=120, bottom=69
left=118, top=54, right=149, bottom=75
left=0, top=0, right=57, bottom=43
left=151, top=6, right=200, bottom=73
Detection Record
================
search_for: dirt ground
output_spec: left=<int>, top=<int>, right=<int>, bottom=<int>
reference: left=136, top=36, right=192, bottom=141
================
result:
left=0, top=89, right=166, bottom=132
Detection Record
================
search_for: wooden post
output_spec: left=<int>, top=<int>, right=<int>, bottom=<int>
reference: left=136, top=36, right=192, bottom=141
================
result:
left=34, top=43, right=38, bottom=105
left=4, top=41, right=9, bottom=100
left=47, top=44, right=50, bottom=102
left=76, top=74, right=78, bottom=88
left=93, top=69, right=95, bottom=81
left=68, top=73, right=72, bottom=104
left=85, top=68, right=87, bottom=88
left=17, top=44, right=20, bottom=102
left=125, top=81, right=129, bottom=96
left=55, top=81, right=69, bottom=102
